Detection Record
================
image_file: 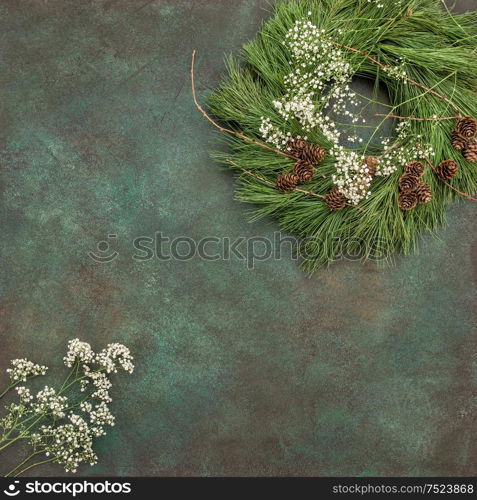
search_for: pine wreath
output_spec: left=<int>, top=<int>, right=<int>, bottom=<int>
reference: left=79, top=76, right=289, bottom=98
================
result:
left=192, top=0, right=477, bottom=272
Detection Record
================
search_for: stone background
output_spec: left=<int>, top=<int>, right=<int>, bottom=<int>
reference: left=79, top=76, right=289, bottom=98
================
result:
left=1, top=0, right=475, bottom=476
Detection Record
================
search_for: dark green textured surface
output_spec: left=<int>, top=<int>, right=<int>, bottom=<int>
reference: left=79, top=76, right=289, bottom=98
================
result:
left=0, top=0, right=476, bottom=477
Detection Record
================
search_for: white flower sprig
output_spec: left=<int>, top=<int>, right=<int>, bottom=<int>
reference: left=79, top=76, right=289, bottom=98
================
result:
left=0, top=338, right=134, bottom=476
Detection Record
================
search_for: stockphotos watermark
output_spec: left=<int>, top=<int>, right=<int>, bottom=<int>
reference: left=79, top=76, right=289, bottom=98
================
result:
left=2, top=479, right=131, bottom=497
left=88, top=232, right=391, bottom=269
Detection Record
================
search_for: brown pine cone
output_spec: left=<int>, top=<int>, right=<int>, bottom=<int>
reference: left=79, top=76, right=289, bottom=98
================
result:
left=451, top=131, right=468, bottom=151
left=463, top=141, right=477, bottom=163
left=415, top=181, right=432, bottom=204
left=399, top=173, right=420, bottom=193
left=293, top=160, right=315, bottom=183
left=276, top=173, right=298, bottom=192
left=325, top=187, right=347, bottom=211
left=455, top=116, right=477, bottom=139
left=436, top=159, right=459, bottom=181
left=398, top=191, right=418, bottom=211
left=300, top=143, right=326, bottom=165
left=364, top=156, right=379, bottom=176
left=405, top=161, right=425, bottom=178
left=285, top=138, right=307, bottom=156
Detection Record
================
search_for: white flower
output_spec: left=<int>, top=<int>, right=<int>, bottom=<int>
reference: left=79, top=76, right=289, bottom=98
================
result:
left=95, top=343, right=134, bottom=374
left=5, top=338, right=134, bottom=475
left=40, top=414, right=98, bottom=473
left=33, top=386, right=68, bottom=418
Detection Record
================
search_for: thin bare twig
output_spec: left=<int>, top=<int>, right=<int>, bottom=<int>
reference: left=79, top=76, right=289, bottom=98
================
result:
left=380, top=141, right=402, bottom=158
left=375, top=113, right=460, bottom=122
left=191, top=50, right=297, bottom=160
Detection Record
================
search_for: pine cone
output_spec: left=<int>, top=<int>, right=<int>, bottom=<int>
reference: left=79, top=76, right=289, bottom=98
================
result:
left=451, top=131, right=468, bottom=151
left=276, top=173, right=298, bottom=192
left=463, top=141, right=477, bottom=163
left=286, top=138, right=307, bottom=156
left=399, top=173, right=420, bottom=193
left=405, top=161, right=425, bottom=178
left=455, top=116, right=477, bottom=139
left=300, top=143, right=326, bottom=164
left=398, top=191, right=418, bottom=211
left=415, top=181, right=432, bottom=204
left=325, top=187, right=347, bottom=211
left=436, top=159, right=459, bottom=181
left=364, top=156, right=379, bottom=176
left=293, top=160, right=315, bottom=183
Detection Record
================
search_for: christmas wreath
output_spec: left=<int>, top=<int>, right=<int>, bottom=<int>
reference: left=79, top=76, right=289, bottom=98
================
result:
left=192, top=0, right=477, bottom=272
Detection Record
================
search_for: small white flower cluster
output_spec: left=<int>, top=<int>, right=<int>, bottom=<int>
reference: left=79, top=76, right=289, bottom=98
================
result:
left=366, top=0, right=385, bottom=7
left=257, top=17, right=431, bottom=204
left=261, top=20, right=356, bottom=143
left=259, top=117, right=293, bottom=149
left=376, top=122, right=435, bottom=177
left=33, top=386, right=68, bottom=418
left=40, top=414, right=98, bottom=473
left=2, top=338, right=134, bottom=474
left=384, top=57, right=408, bottom=82
left=64, top=339, right=95, bottom=367
left=331, top=121, right=435, bottom=204
left=284, top=20, right=356, bottom=114
left=6, top=359, right=48, bottom=383
left=332, top=147, right=374, bottom=204
left=16, top=386, right=33, bottom=403
left=0, top=405, right=21, bottom=430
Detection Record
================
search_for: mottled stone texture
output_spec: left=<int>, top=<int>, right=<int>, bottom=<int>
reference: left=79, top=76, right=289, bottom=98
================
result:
left=0, top=0, right=475, bottom=477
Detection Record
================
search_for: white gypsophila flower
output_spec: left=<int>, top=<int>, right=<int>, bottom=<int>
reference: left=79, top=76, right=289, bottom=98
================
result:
left=331, top=121, right=435, bottom=201
left=80, top=401, right=93, bottom=413
left=0, top=404, right=25, bottom=430
left=80, top=379, right=90, bottom=392
left=6, top=359, right=48, bottom=383
left=259, top=117, right=293, bottom=149
left=95, top=343, right=134, bottom=374
left=83, top=366, right=112, bottom=402
left=257, top=17, right=429, bottom=203
left=33, top=386, right=68, bottom=418
left=3, top=339, right=134, bottom=475
left=63, top=339, right=95, bottom=368
left=331, top=147, right=374, bottom=204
